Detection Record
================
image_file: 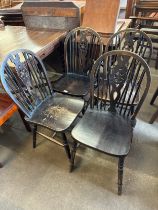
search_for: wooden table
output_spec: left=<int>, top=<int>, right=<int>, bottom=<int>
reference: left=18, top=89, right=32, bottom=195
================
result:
left=0, top=19, right=131, bottom=62
left=0, top=26, right=67, bottom=63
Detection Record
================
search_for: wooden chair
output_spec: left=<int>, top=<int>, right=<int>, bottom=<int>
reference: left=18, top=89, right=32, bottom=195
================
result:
left=100, top=29, right=152, bottom=112
left=53, top=27, right=103, bottom=98
left=0, top=49, right=84, bottom=162
left=129, top=0, right=158, bottom=69
left=105, top=28, right=153, bottom=64
left=71, top=50, right=151, bottom=195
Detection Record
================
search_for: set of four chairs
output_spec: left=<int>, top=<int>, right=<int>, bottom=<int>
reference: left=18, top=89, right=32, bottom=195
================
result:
left=0, top=27, right=152, bottom=195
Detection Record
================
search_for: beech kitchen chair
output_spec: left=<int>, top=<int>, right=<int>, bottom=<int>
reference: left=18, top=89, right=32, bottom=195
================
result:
left=71, top=50, right=151, bottom=195
left=53, top=27, right=103, bottom=98
left=105, top=28, right=153, bottom=64
left=0, top=49, right=84, bottom=162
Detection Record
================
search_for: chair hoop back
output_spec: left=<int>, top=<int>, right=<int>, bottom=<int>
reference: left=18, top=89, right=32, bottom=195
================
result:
left=64, top=27, right=103, bottom=75
left=91, top=50, right=151, bottom=121
left=1, top=49, right=53, bottom=118
left=105, top=28, right=153, bottom=64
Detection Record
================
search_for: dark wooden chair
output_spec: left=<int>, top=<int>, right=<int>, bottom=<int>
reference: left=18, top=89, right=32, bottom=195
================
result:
left=104, top=28, right=152, bottom=112
left=53, top=27, right=103, bottom=98
left=0, top=49, right=84, bottom=162
left=105, top=28, right=153, bottom=64
left=71, top=50, right=151, bottom=195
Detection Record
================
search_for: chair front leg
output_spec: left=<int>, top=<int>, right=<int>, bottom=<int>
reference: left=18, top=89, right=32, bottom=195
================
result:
left=118, top=156, right=125, bottom=195
left=33, top=124, right=37, bottom=148
left=62, top=133, right=71, bottom=160
left=150, top=87, right=158, bottom=105
left=70, top=140, right=78, bottom=172
left=18, top=109, right=32, bottom=132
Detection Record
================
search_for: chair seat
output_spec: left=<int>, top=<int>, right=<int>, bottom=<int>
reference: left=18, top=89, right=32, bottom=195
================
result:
left=53, top=73, right=90, bottom=97
left=72, top=109, right=133, bottom=156
left=25, top=94, right=84, bottom=132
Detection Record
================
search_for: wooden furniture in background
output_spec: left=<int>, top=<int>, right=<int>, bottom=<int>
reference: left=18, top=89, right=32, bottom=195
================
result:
left=0, top=3, right=24, bottom=26
left=134, top=0, right=158, bottom=16
left=129, top=0, right=158, bottom=69
left=101, top=19, right=131, bottom=45
left=0, top=0, right=11, bottom=8
left=125, top=0, right=135, bottom=18
left=0, top=93, right=18, bottom=126
left=82, top=0, right=120, bottom=34
left=21, top=1, right=85, bottom=30
left=0, top=92, right=31, bottom=130
left=0, top=26, right=67, bottom=63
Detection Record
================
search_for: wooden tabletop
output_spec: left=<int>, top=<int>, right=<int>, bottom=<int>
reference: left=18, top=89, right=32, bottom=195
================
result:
left=0, top=19, right=131, bottom=63
left=0, top=26, right=67, bottom=64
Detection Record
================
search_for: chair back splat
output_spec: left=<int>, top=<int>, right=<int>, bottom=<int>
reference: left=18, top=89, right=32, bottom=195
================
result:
left=64, top=27, right=103, bottom=75
left=91, top=50, right=151, bottom=123
left=105, top=28, right=153, bottom=64
left=1, top=49, right=53, bottom=118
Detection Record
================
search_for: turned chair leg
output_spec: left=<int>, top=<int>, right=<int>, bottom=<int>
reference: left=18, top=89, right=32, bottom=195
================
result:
left=156, top=50, right=158, bottom=70
left=149, top=108, right=158, bottom=124
left=18, top=109, right=31, bottom=132
left=33, top=124, right=37, bottom=148
left=62, top=133, right=71, bottom=160
left=118, top=156, right=125, bottom=195
left=150, top=88, right=158, bottom=105
left=70, top=140, right=78, bottom=172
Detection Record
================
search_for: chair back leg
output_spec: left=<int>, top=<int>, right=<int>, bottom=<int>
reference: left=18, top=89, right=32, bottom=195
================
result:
left=18, top=109, right=31, bottom=132
left=118, top=156, right=125, bottom=195
left=150, top=88, right=158, bottom=105
left=149, top=108, right=158, bottom=124
left=70, top=140, right=78, bottom=172
left=33, top=124, right=37, bottom=148
left=62, top=133, right=71, bottom=160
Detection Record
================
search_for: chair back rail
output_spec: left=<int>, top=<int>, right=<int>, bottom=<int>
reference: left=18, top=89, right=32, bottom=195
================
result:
left=1, top=49, right=53, bottom=118
left=64, top=27, right=103, bottom=75
left=91, top=50, right=151, bottom=122
left=105, top=28, right=153, bottom=64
